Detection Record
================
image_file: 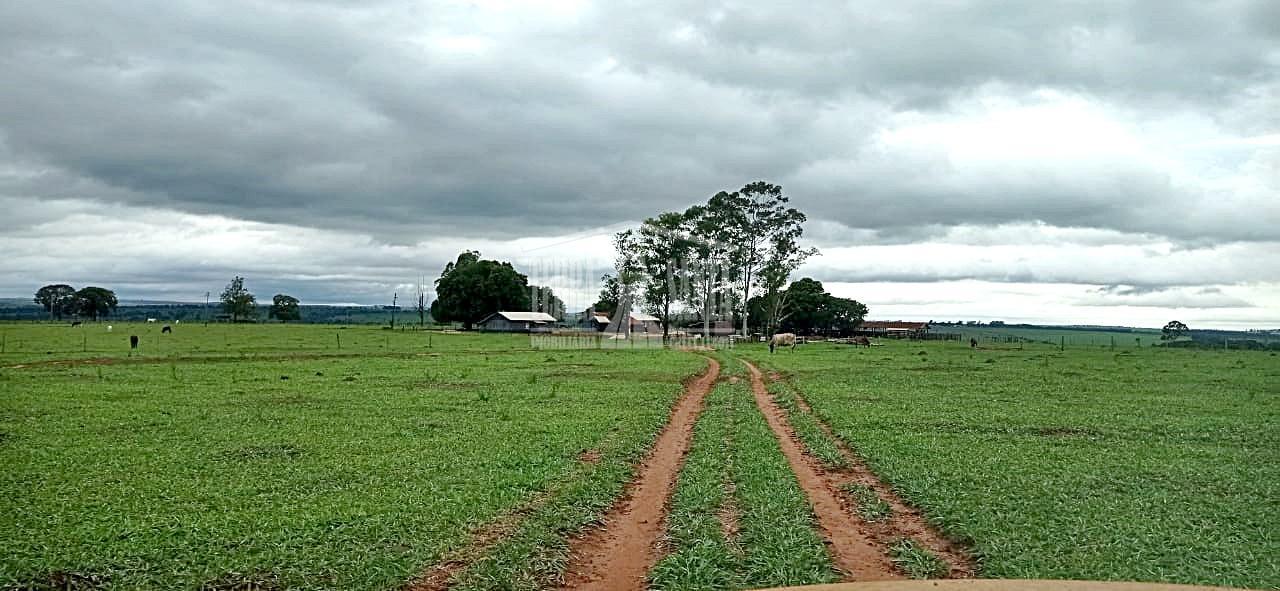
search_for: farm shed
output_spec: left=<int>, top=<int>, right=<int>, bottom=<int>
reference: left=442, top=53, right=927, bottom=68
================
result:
left=603, top=311, right=664, bottom=336
left=579, top=310, right=611, bottom=332
left=858, top=321, right=930, bottom=339
left=478, top=311, right=558, bottom=333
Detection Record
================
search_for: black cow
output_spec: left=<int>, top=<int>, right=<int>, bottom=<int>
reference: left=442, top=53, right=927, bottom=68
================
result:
left=130, top=335, right=139, bottom=349
left=70, top=321, right=82, bottom=327
left=969, top=337, right=978, bottom=349
left=161, top=325, right=172, bottom=334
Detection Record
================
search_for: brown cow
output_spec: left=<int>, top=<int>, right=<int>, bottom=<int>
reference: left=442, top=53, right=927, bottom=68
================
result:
left=853, top=336, right=871, bottom=348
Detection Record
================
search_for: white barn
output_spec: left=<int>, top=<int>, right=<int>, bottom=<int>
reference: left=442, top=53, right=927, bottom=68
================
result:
left=477, top=311, right=558, bottom=333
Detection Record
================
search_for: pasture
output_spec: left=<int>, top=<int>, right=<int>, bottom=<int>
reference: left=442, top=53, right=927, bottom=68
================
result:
left=739, top=341, right=1280, bottom=589
left=2, top=323, right=1277, bottom=590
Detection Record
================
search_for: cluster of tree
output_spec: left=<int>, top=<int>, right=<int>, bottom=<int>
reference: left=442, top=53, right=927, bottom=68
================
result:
left=429, top=251, right=565, bottom=329
left=34, top=284, right=119, bottom=321
left=746, top=278, right=869, bottom=335
left=215, top=276, right=301, bottom=322
left=601, top=181, right=818, bottom=337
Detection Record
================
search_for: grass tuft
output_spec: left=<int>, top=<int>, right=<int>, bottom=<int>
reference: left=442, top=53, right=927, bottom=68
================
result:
left=839, top=483, right=892, bottom=521
left=888, top=538, right=949, bottom=579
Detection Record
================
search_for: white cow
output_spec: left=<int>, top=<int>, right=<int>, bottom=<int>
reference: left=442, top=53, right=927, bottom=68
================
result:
left=106, top=325, right=113, bottom=332
left=769, top=332, right=797, bottom=353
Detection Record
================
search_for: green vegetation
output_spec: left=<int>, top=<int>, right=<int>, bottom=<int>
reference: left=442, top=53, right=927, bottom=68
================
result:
left=0, top=323, right=703, bottom=590
left=765, top=379, right=846, bottom=470
left=649, top=370, right=741, bottom=591
left=740, top=340, right=1280, bottom=589
left=888, top=539, right=949, bottom=579
left=653, top=358, right=838, bottom=590
left=839, top=483, right=891, bottom=522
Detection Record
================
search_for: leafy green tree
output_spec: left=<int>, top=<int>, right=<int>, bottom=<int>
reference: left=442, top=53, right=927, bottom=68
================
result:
left=34, top=284, right=78, bottom=320
left=220, top=276, right=257, bottom=322
left=680, top=201, right=737, bottom=337
left=430, top=251, right=531, bottom=329
left=1161, top=320, right=1189, bottom=340
left=702, top=182, right=814, bottom=336
left=74, top=286, right=118, bottom=321
left=268, top=294, right=301, bottom=322
left=632, top=211, right=696, bottom=338
left=751, top=278, right=868, bottom=335
left=592, top=273, right=623, bottom=313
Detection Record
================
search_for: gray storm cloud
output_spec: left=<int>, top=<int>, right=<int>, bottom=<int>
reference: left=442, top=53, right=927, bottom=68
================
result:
left=1, top=0, right=1277, bottom=325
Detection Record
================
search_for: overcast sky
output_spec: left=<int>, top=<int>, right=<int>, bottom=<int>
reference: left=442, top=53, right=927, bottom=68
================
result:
left=2, top=0, right=1277, bottom=328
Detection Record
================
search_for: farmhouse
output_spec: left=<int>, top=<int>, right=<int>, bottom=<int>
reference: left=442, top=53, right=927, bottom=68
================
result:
left=478, top=311, right=558, bottom=333
left=602, top=311, right=664, bottom=335
left=859, top=320, right=930, bottom=339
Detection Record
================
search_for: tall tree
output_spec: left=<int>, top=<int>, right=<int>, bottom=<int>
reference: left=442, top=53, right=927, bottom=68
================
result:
left=430, top=251, right=531, bottom=329
left=681, top=202, right=736, bottom=338
left=74, top=286, right=118, bottom=321
left=634, top=211, right=695, bottom=338
left=713, top=181, right=813, bottom=336
left=268, top=294, right=301, bottom=322
left=34, top=284, right=77, bottom=321
left=220, top=276, right=257, bottom=322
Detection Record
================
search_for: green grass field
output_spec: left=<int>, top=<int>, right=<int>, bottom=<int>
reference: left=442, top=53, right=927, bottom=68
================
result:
left=0, top=324, right=703, bottom=589
left=2, top=324, right=1277, bottom=590
left=739, top=340, right=1280, bottom=589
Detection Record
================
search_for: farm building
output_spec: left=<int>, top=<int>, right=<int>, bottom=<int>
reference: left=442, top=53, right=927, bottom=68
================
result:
left=579, top=310, right=611, bottom=332
left=602, top=311, right=664, bottom=335
left=478, top=311, right=558, bottom=333
left=859, top=321, right=930, bottom=339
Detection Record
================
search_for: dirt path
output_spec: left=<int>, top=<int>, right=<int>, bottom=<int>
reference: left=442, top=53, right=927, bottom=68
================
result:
left=558, top=357, right=721, bottom=591
left=769, top=371, right=976, bottom=578
left=742, top=361, right=900, bottom=581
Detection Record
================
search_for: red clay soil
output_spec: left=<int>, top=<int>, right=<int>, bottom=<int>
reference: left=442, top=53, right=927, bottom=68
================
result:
left=559, top=357, right=722, bottom=591
left=770, top=373, right=976, bottom=577
left=743, top=361, right=900, bottom=581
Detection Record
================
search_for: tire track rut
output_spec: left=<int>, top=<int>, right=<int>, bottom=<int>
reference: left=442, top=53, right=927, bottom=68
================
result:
left=559, top=356, right=721, bottom=591
left=743, top=360, right=900, bottom=581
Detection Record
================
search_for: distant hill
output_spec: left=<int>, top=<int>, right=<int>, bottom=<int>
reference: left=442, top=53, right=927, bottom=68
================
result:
left=0, top=300, right=428, bottom=325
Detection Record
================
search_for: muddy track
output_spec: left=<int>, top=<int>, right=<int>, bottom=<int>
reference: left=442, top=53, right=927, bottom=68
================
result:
left=405, top=492, right=552, bottom=591
left=765, top=369, right=976, bottom=578
left=558, top=356, right=721, bottom=591
left=742, top=361, right=899, bottom=581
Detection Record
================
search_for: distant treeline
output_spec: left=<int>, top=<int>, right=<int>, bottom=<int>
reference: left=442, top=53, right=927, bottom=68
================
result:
left=0, top=302, right=432, bottom=325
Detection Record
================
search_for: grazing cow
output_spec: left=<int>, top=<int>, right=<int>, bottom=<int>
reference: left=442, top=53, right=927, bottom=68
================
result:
left=106, top=325, right=113, bottom=332
left=853, top=336, right=871, bottom=348
left=129, top=335, right=139, bottom=349
left=769, top=332, right=797, bottom=353
left=146, top=318, right=157, bottom=323
left=161, top=325, right=172, bottom=334
left=969, top=337, right=978, bottom=349
left=70, top=321, right=82, bottom=327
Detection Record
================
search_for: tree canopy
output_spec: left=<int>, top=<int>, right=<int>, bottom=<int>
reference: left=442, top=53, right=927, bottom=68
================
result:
left=220, top=276, right=257, bottom=322
left=34, top=284, right=78, bottom=320
left=1162, top=320, right=1190, bottom=340
left=269, top=294, right=301, bottom=322
left=74, top=286, right=118, bottom=321
left=604, top=180, right=817, bottom=337
left=430, top=251, right=531, bottom=329
left=748, top=278, right=867, bottom=335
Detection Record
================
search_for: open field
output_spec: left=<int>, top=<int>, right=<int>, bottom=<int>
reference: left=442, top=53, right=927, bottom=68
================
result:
left=0, top=324, right=704, bottom=589
left=3, top=323, right=1277, bottom=590
left=739, top=341, right=1280, bottom=589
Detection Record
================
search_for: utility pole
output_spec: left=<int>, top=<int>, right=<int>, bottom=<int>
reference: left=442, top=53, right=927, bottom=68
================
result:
left=204, top=291, right=210, bottom=326
left=390, top=292, right=397, bottom=329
